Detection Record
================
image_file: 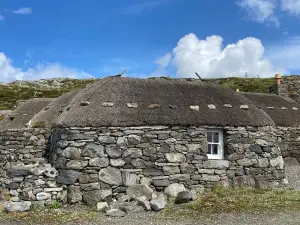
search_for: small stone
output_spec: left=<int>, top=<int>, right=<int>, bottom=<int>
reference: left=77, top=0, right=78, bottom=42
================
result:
left=66, top=160, right=88, bottom=170
left=36, top=192, right=51, bottom=201
left=62, top=147, right=81, bottom=159
left=164, top=183, right=186, bottom=198
left=99, top=167, right=122, bottom=186
left=89, top=158, right=109, bottom=167
left=150, top=194, right=166, bottom=211
left=98, top=136, right=116, bottom=144
left=110, top=159, right=125, bottom=167
left=175, top=191, right=192, bottom=204
left=106, top=146, right=122, bottom=158
left=106, top=209, right=125, bottom=217
left=250, top=145, right=263, bottom=154
left=82, top=143, right=105, bottom=158
left=57, top=170, right=81, bottom=185
left=97, top=202, right=108, bottom=211
left=165, top=153, right=186, bottom=163
left=257, top=158, right=269, bottom=168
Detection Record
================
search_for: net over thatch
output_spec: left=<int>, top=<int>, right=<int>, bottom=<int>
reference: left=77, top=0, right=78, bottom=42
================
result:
left=241, top=92, right=300, bottom=127
left=0, top=98, right=54, bottom=130
left=54, top=76, right=274, bottom=127
left=31, top=90, right=80, bottom=127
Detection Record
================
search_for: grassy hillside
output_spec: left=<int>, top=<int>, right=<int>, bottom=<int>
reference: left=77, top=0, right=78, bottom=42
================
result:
left=0, top=77, right=275, bottom=110
left=0, top=78, right=97, bottom=110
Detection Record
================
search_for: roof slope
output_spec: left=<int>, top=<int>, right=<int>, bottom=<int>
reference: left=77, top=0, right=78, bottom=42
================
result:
left=55, top=76, right=274, bottom=127
left=0, top=98, right=54, bottom=130
left=241, top=92, right=300, bottom=127
left=31, top=90, right=80, bottom=127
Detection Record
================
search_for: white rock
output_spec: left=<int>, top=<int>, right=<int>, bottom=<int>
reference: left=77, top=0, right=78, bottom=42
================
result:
left=97, top=202, right=108, bottom=211
left=4, top=201, right=31, bottom=212
left=36, top=192, right=51, bottom=201
left=164, top=183, right=186, bottom=198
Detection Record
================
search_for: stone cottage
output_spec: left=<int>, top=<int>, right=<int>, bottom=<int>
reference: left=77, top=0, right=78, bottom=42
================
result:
left=0, top=76, right=292, bottom=205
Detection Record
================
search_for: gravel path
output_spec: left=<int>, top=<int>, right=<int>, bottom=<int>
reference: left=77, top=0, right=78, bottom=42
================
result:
left=2, top=210, right=300, bottom=225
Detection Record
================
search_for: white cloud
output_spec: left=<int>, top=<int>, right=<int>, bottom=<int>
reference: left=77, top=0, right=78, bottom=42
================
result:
left=0, top=52, right=93, bottom=83
left=0, top=15, right=4, bottom=20
left=237, top=0, right=279, bottom=26
left=154, top=53, right=171, bottom=68
left=172, top=33, right=283, bottom=78
left=12, top=7, right=32, bottom=15
left=281, top=0, right=300, bottom=15
left=266, top=36, right=300, bottom=73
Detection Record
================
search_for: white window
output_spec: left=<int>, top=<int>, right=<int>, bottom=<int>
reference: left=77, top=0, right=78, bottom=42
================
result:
left=206, top=129, right=224, bottom=160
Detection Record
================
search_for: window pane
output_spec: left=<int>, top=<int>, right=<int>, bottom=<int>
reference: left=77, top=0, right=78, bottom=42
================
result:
left=212, top=144, right=218, bottom=155
left=208, top=144, right=212, bottom=154
left=207, top=132, right=212, bottom=142
left=213, top=132, right=219, bottom=143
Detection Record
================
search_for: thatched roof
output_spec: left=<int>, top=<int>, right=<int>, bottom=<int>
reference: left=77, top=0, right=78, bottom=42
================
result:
left=31, top=90, right=80, bottom=127
left=55, top=77, right=274, bottom=127
left=241, top=92, right=300, bottom=127
left=0, top=98, right=54, bottom=130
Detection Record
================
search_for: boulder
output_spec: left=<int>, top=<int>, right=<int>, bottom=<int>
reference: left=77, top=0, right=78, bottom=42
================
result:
left=106, top=209, right=125, bottom=217
left=99, top=167, right=122, bottom=186
left=126, top=184, right=153, bottom=201
left=150, top=194, right=166, bottom=211
left=4, top=201, right=31, bottom=212
left=175, top=191, right=193, bottom=204
left=164, top=183, right=186, bottom=197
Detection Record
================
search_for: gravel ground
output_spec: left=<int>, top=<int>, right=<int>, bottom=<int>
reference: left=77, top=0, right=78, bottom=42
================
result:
left=2, top=210, right=300, bottom=225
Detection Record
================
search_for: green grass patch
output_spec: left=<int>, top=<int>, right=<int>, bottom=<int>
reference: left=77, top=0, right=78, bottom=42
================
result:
left=163, top=186, right=300, bottom=218
left=0, top=204, right=99, bottom=224
left=32, top=121, right=46, bottom=128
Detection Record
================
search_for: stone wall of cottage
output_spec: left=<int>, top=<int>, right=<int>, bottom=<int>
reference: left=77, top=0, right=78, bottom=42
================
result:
left=0, top=128, right=65, bottom=204
left=0, top=125, right=287, bottom=205
left=275, top=127, right=300, bottom=161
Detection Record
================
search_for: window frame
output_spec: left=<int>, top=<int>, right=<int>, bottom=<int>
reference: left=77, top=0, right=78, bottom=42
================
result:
left=206, top=129, right=224, bottom=160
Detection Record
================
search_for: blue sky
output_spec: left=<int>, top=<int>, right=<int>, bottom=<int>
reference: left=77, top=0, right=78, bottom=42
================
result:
left=0, top=0, right=300, bottom=82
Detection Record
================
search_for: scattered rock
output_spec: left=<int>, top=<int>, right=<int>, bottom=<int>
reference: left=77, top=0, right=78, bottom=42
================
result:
left=175, top=191, right=193, bottom=204
left=97, top=202, right=108, bottom=211
left=126, top=184, right=153, bottom=201
left=106, top=209, right=126, bottom=217
left=150, top=194, right=166, bottom=211
left=136, top=196, right=151, bottom=211
left=4, top=201, right=31, bottom=212
left=164, top=183, right=186, bottom=198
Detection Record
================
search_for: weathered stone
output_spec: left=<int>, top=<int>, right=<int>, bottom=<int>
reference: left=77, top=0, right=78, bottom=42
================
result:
left=106, top=209, right=125, bottom=217
left=99, top=167, right=122, bottom=186
left=257, top=158, right=269, bottom=168
left=256, top=139, right=268, bottom=146
left=203, top=160, right=230, bottom=169
left=237, top=158, right=253, bottom=167
left=36, top=192, right=51, bottom=201
left=131, top=159, right=151, bottom=168
left=126, top=184, right=153, bottom=200
left=117, top=202, right=144, bottom=212
left=250, top=145, right=263, bottom=154
left=164, top=183, right=186, bottom=197
left=150, top=194, right=166, bottom=211
left=105, top=146, right=122, bottom=158
left=89, top=158, right=109, bottom=167
left=57, top=170, right=81, bottom=185
left=79, top=174, right=90, bottom=184
left=4, top=201, right=31, bottom=212
left=62, top=147, right=81, bottom=159
left=175, top=191, right=193, bottom=204
left=127, top=135, right=141, bottom=145
left=163, top=166, right=180, bottom=175
left=123, top=148, right=143, bottom=158
left=82, top=143, right=105, bottom=158
left=152, top=179, right=170, bottom=187
left=83, top=190, right=103, bottom=206
left=201, top=174, right=220, bottom=182
left=233, top=176, right=256, bottom=188
left=123, top=172, right=139, bottom=186
left=165, top=153, right=186, bottom=163
left=97, top=202, right=108, bottom=211
left=136, top=196, right=151, bottom=211
left=180, top=164, right=195, bottom=174
left=270, top=156, right=284, bottom=169
left=67, top=186, right=82, bottom=203
left=98, top=136, right=116, bottom=144
left=117, top=137, right=127, bottom=146
left=81, top=183, right=101, bottom=191
left=110, top=159, right=125, bottom=167
left=66, top=160, right=88, bottom=169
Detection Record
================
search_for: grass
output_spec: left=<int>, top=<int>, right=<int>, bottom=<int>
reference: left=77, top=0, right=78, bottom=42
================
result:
left=163, top=186, right=300, bottom=218
left=0, top=115, right=4, bottom=121
left=32, top=121, right=46, bottom=128
left=0, top=78, right=97, bottom=110
left=0, top=204, right=99, bottom=224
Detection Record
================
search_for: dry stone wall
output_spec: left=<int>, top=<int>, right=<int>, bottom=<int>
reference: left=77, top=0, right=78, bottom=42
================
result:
left=0, top=128, right=65, bottom=205
left=0, top=125, right=287, bottom=205
left=276, top=127, right=300, bottom=161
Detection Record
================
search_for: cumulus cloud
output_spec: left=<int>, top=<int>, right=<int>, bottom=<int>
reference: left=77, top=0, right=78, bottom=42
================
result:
left=281, top=0, right=300, bottom=15
left=154, top=53, right=172, bottom=68
left=237, top=0, right=279, bottom=26
left=0, top=52, right=93, bottom=83
left=12, top=7, right=32, bottom=15
left=172, top=33, right=283, bottom=78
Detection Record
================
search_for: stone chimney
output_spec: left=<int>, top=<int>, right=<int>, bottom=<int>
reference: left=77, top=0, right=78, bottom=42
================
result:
left=275, top=74, right=281, bottom=85
left=269, top=74, right=287, bottom=97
